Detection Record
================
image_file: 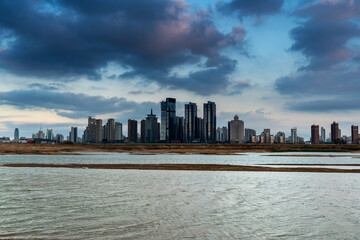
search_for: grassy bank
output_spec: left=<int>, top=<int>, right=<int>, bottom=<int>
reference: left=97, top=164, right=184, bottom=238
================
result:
left=1, top=143, right=360, bottom=155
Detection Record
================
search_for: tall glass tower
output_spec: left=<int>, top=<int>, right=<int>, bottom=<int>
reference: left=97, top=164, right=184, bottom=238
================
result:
left=14, top=128, right=19, bottom=141
left=185, top=102, right=197, bottom=143
left=203, top=101, right=216, bottom=143
left=160, top=98, right=176, bottom=142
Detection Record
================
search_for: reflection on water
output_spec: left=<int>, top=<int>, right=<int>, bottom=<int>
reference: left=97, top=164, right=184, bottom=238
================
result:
left=0, top=153, right=360, bottom=239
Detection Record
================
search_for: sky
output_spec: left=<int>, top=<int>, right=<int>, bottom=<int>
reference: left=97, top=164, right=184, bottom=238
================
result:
left=0, top=0, right=360, bottom=140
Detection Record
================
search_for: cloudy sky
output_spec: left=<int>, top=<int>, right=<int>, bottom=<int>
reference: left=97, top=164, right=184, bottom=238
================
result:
left=0, top=0, right=359, bottom=139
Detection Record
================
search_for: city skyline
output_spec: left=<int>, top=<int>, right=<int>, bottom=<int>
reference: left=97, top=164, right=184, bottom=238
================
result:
left=1, top=0, right=360, bottom=139
left=3, top=97, right=360, bottom=145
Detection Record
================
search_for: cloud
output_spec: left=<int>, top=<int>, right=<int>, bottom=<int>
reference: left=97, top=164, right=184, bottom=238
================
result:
left=276, top=69, right=360, bottom=96
left=0, top=90, right=158, bottom=119
left=27, top=83, right=63, bottom=91
left=275, top=0, right=360, bottom=112
left=217, top=0, right=284, bottom=18
left=289, top=0, right=360, bottom=70
left=0, top=0, right=248, bottom=95
left=287, top=99, right=360, bottom=112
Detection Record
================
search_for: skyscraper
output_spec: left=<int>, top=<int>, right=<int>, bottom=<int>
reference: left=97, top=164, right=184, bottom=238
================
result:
left=291, top=127, right=297, bottom=144
left=264, top=129, right=271, bottom=143
left=14, top=128, right=19, bottom=142
left=145, top=109, right=159, bottom=143
left=320, top=127, right=326, bottom=143
left=195, top=117, right=204, bottom=142
left=95, top=119, right=103, bottom=143
left=70, top=127, right=78, bottom=143
left=176, top=116, right=184, bottom=142
left=311, top=125, right=319, bottom=144
left=105, top=118, right=115, bottom=142
left=352, top=125, right=359, bottom=144
left=184, top=102, right=197, bottom=143
left=128, top=119, right=138, bottom=143
left=140, top=120, right=146, bottom=143
left=46, top=129, right=54, bottom=140
left=115, top=122, right=123, bottom=141
left=160, top=98, right=176, bottom=142
left=331, top=122, right=339, bottom=143
left=203, top=101, right=216, bottom=143
left=85, top=117, right=103, bottom=143
left=229, top=115, right=244, bottom=143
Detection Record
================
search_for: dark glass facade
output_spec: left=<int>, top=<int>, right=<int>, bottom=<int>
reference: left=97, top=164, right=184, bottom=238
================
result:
left=203, top=101, right=216, bottom=143
left=185, top=102, right=197, bottom=143
left=160, top=98, right=176, bottom=142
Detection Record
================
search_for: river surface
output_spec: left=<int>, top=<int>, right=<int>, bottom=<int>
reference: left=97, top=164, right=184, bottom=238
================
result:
left=1, top=152, right=359, bottom=239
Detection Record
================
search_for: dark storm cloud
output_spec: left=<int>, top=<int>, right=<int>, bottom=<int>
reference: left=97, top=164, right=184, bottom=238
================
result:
left=0, top=0, right=248, bottom=95
left=289, top=0, right=360, bottom=70
left=275, top=0, right=360, bottom=112
left=0, top=90, right=158, bottom=119
left=217, top=0, right=284, bottom=18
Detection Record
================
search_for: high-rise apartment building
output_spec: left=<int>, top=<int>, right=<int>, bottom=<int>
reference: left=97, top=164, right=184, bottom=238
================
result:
left=245, top=128, right=256, bottom=143
left=184, top=102, right=197, bottom=143
left=160, top=98, right=176, bottom=142
left=331, top=122, right=339, bottom=143
left=145, top=109, right=159, bottom=143
left=14, top=128, right=19, bottom=141
left=85, top=117, right=103, bottom=143
left=128, top=119, right=138, bottom=143
left=203, top=101, right=216, bottom=143
left=352, top=125, right=359, bottom=144
left=105, top=119, right=115, bottom=142
left=311, top=125, right=319, bottom=144
left=70, top=127, right=78, bottom=143
left=320, top=127, right=326, bottom=143
left=140, top=120, right=146, bottom=143
left=228, top=115, right=244, bottom=143
left=216, top=126, right=228, bottom=142
left=95, top=119, right=103, bottom=143
left=176, top=116, right=184, bottom=142
left=115, top=122, right=122, bottom=141
left=291, top=127, right=297, bottom=144
left=264, top=129, right=271, bottom=143
left=275, top=132, right=285, bottom=143
left=46, top=129, right=54, bottom=140
left=55, top=134, right=64, bottom=143
left=195, top=117, right=204, bottom=142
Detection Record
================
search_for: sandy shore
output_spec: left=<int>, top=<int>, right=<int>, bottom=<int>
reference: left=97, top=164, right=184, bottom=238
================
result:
left=258, top=164, right=360, bottom=166
left=2, top=163, right=360, bottom=173
left=2, top=143, right=360, bottom=155
left=263, top=154, right=356, bottom=157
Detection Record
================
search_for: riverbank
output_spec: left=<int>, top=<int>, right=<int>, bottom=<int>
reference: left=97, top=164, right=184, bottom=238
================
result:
left=2, top=163, right=360, bottom=173
left=1, top=143, right=360, bottom=155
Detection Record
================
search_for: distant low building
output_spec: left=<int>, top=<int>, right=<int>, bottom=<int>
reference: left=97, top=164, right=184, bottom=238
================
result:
left=245, top=128, right=256, bottom=143
left=275, top=132, right=285, bottom=144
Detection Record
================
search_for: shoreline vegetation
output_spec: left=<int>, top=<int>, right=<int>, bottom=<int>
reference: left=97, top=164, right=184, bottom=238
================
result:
left=2, top=163, right=360, bottom=173
left=1, top=143, right=360, bottom=155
